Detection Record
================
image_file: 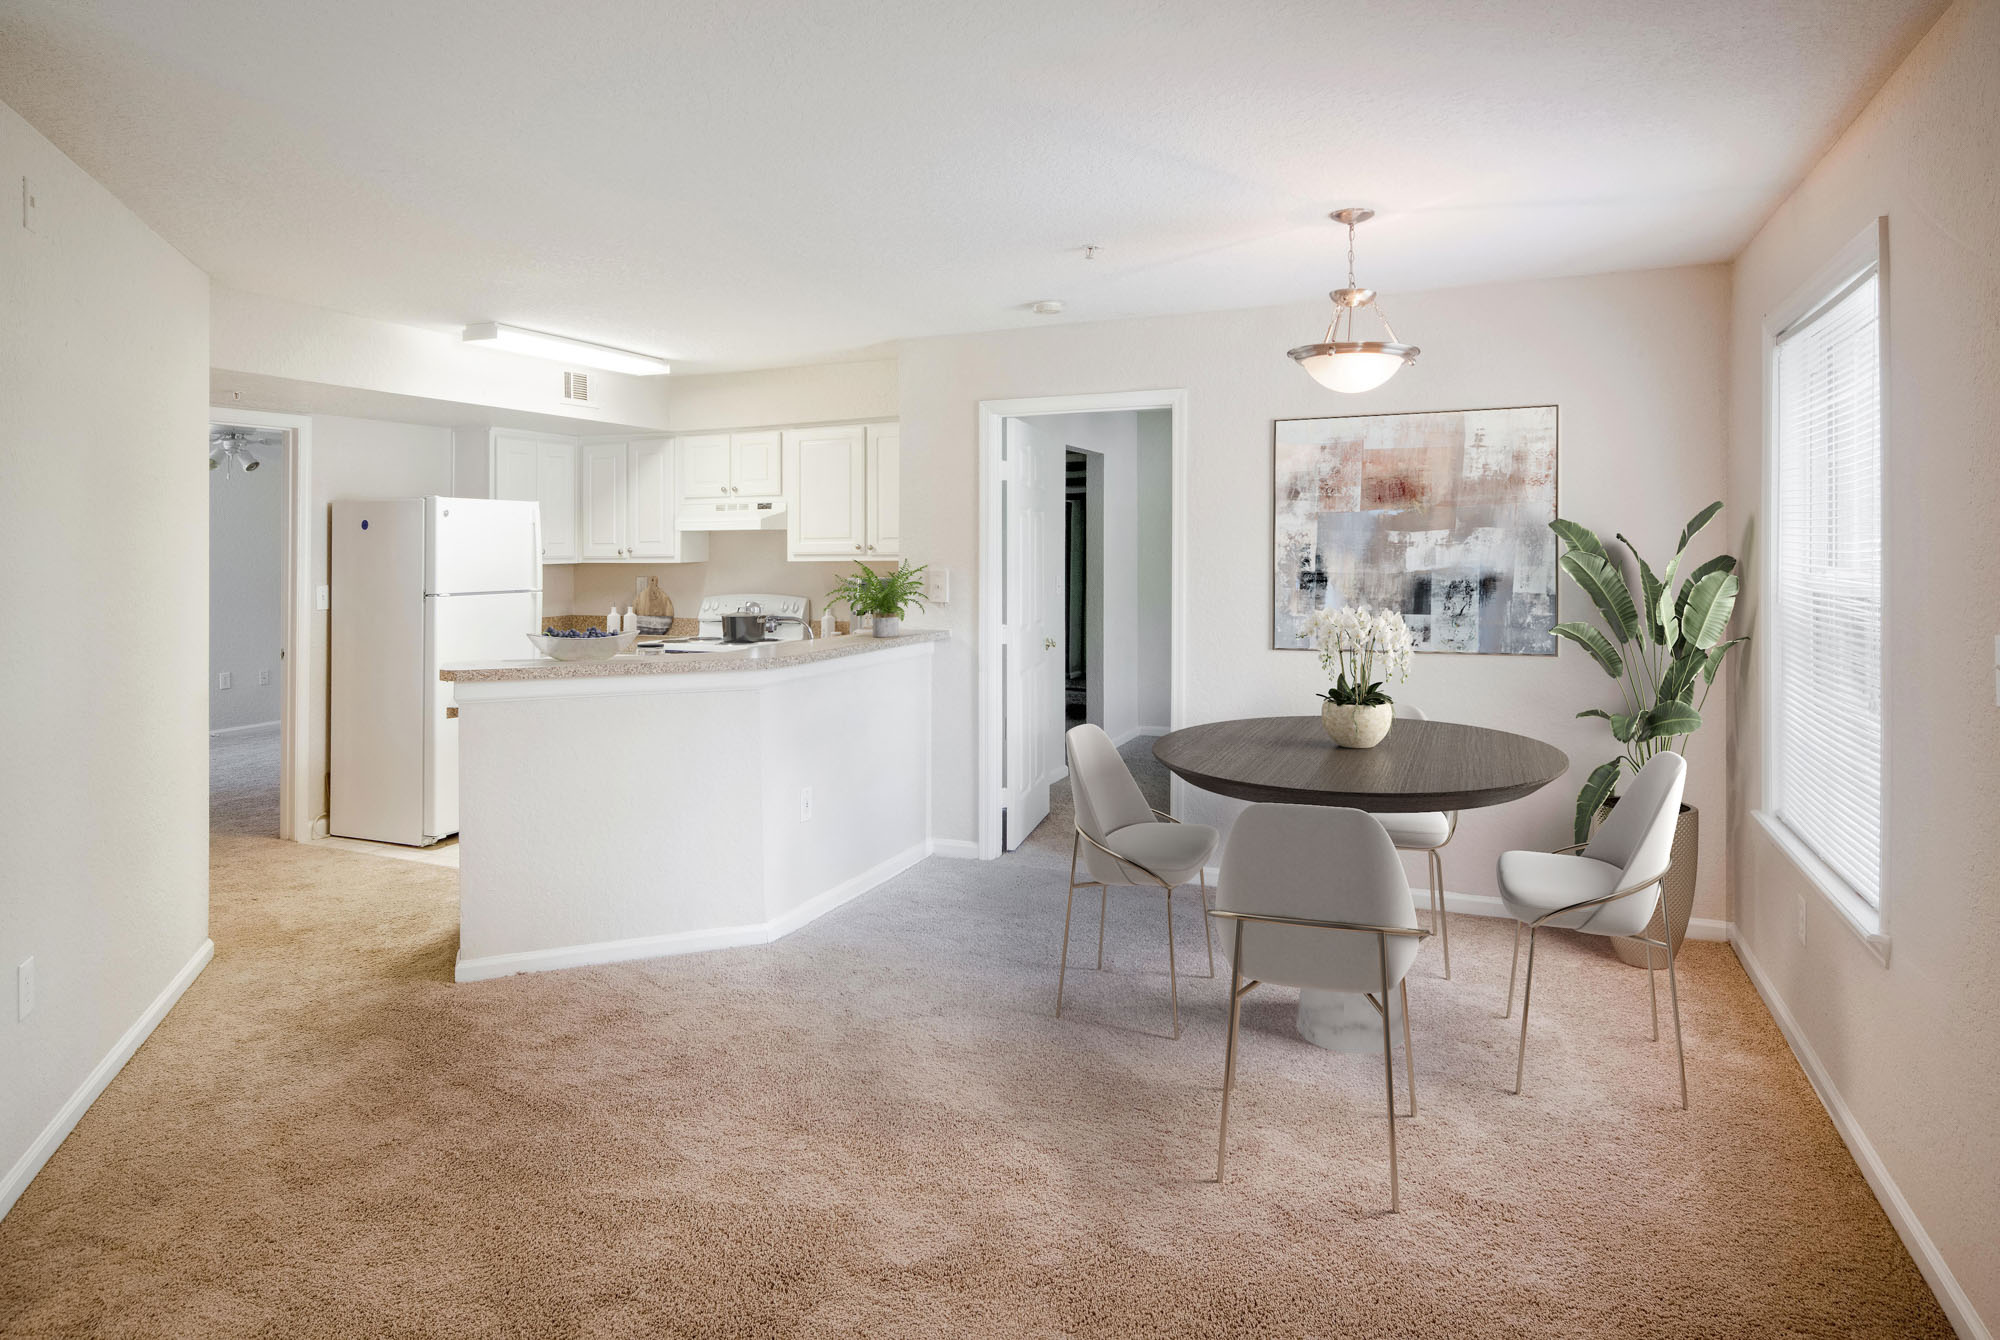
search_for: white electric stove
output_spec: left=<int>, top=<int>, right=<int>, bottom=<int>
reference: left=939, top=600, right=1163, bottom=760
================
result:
left=641, top=593, right=812, bottom=654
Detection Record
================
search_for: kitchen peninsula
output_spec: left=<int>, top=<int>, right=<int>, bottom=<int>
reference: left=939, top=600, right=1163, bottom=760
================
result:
left=443, top=630, right=946, bottom=982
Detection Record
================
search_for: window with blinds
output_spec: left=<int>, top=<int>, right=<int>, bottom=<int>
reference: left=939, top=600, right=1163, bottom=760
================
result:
left=1770, top=266, right=1883, bottom=907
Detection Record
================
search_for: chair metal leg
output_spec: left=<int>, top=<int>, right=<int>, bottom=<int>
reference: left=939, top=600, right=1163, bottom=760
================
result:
left=1512, top=926, right=1538, bottom=1095
left=1165, top=886, right=1181, bottom=1039
left=1431, top=848, right=1451, bottom=979
left=1096, top=886, right=1108, bottom=970
left=1378, top=933, right=1400, bottom=1212
left=1399, top=976, right=1416, bottom=1118
left=1216, top=923, right=1245, bottom=1182
left=1665, top=929, right=1688, bottom=1110
left=1056, top=836, right=1081, bottom=1018
left=1647, top=941, right=1660, bottom=1041
left=1505, top=919, right=1522, bottom=1017
left=1200, top=870, right=1215, bottom=978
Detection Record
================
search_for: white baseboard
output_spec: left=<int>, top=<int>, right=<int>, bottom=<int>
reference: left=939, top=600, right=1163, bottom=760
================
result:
left=454, top=841, right=931, bottom=983
left=208, top=720, right=279, bottom=738
left=1730, top=933, right=1988, bottom=1340
left=1108, top=724, right=1173, bottom=747
left=1, top=938, right=214, bottom=1222
left=928, top=837, right=981, bottom=860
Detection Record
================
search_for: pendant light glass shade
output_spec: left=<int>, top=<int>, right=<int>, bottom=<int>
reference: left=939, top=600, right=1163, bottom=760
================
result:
left=1289, top=209, right=1418, bottom=393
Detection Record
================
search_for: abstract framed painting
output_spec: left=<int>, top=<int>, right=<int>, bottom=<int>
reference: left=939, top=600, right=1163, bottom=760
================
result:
left=1273, top=404, right=1559, bottom=654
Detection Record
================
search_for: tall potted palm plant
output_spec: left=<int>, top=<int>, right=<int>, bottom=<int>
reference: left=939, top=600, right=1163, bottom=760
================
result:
left=1551, top=501, right=1746, bottom=965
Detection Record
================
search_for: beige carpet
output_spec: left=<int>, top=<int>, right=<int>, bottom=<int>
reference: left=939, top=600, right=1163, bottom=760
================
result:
left=0, top=738, right=1950, bottom=1337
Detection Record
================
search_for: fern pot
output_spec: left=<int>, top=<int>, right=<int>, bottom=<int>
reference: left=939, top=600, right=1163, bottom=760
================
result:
left=1610, top=802, right=1699, bottom=968
left=1321, top=701, right=1393, bottom=749
left=871, top=615, right=902, bottom=637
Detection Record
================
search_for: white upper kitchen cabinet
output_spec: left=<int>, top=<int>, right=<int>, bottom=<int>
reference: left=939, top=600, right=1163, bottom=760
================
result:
left=730, top=432, right=782, bottom=496
left=865, top=424, right=900, bottom=560
left=462, top=429, right=578, bottom=562
left=579, top=440, right=630, bottom=560
left=627, top=437, right=708, bottom=562
left=678, top=433, right=733, bottom=499
left=785, top=426, right=868, bottom=558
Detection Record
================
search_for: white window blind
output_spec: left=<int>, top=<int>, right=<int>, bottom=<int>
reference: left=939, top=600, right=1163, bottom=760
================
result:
left=1771, top=268, right=1883, bottom=906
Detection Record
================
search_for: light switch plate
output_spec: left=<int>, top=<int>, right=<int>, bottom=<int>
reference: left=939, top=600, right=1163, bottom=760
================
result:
left=217, top=671, right=232, bottom=690
left=317, top=585, right=331, bottom=611
left=928, top=568, right=950, bottom=604
left=20, top=177, right=36, bottom=232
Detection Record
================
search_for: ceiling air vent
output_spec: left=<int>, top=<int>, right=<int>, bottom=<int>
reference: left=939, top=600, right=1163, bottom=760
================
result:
left=563, top=370, right=591, bottom=404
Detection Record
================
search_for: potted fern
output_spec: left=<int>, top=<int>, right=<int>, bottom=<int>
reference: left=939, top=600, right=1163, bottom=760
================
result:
left=1551, top=500, right=1745, bottom=964
left=826, top=561, right=929, bottom=637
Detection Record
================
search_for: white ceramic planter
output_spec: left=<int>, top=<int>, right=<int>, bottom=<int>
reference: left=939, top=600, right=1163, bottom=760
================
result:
left=872, top=615, right=902, bottom=637
left=1321, top=700, right=1393, bottom=748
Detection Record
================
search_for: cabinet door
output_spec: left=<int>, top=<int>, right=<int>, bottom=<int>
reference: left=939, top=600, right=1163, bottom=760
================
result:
left=578, top=441, right=628, bottom=559
left=730, top=431, right=782, bottom=496
left=785, top=426, right=867, bottom=558
left=678, top=434, right=732, bottom=498
left=491, top=434, right=539, bottom=504
left=865, top=424, right=900, bottom=559
left=626, top=438, right=677, bottom=561
left=536, top=441, right=578, bottom=561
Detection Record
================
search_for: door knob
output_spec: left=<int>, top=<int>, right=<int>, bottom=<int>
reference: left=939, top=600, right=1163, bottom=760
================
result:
left=1044, top=637, right=1057, bottom=650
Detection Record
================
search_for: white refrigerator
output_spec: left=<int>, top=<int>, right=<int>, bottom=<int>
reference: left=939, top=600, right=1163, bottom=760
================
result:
left=330, top=497, right=542, bottom=846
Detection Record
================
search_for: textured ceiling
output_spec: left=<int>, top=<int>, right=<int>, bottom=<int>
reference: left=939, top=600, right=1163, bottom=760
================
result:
left=0, top=0, right=1944, bottom=371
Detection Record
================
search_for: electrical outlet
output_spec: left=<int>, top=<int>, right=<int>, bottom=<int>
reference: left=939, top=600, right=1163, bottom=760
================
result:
left=800, top=787, right=813, bottom=821
left=20, top=177, right=36, bottom=232
left=217, top=671, right=232, bottom=690
left=17, top=957, right=34, bottom=1021
left=257, top=669, right=271, bottom=686
left=928, top=568, right=950, bottom=604
left=1795, top=893, right=1808, bottom=947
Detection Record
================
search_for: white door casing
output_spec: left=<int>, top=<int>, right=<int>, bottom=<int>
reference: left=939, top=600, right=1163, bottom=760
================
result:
left=1002, top=418, right=1066, bottom=850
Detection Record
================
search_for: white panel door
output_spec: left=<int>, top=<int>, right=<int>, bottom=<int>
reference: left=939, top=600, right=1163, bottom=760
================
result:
left=626, top=437, right=677, bottom=560
left=491, top=433, right=538, bottom=503
left=579, top=441, right=629, bottom=559
left=865, top=423, right=900, bottom=559
left=785, top=427, right=866, bottom=557
left=1002, top=419, right=1066, bottom=850
left=678, top=434, right=732, bottom=498
left=537, top=440, right=578, bottom=561
left=731, top=431, right=782, bottom=495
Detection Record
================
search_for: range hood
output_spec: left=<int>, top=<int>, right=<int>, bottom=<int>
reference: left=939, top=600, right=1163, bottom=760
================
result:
left=678, top=496, right=787, bottom=531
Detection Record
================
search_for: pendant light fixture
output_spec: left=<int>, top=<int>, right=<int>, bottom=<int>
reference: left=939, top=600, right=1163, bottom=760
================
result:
left=1288, top=208, right=1419, bottom=393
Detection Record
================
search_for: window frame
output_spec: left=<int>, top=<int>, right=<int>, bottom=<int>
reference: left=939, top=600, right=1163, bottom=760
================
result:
left=1754, top=216, right=1892, bottom=964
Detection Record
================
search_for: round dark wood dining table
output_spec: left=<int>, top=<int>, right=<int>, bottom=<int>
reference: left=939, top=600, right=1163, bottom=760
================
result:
left=1153, top=715, right=1569, bottom=1050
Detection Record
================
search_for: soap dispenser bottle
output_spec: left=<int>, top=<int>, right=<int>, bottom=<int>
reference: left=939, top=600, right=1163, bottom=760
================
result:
left=621, top=606, right=638, bottom=634
left=606, top=604, right=620, bottom=632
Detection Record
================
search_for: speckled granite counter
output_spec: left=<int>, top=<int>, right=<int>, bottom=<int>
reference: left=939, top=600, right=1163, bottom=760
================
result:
left=442, top=629, right=946, bottom=684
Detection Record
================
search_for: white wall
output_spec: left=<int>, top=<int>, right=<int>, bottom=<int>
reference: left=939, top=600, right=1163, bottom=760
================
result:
left=0, top=98, right=211, bottom=1215
left=899, top=264, right=1733, bottom=913
left=306, top=414, right=456, bottom=822
left=1724, top=0, right=1998, bottom=1329
left=208, top=445, right=287, bottom=729
left=1012, top=410, right=1171, bottom=744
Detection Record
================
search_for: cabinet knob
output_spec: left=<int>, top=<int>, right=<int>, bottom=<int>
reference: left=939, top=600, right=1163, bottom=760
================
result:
left=854, top=544, right=863, bottom=551
left=867, top=545, right=875, bottom=552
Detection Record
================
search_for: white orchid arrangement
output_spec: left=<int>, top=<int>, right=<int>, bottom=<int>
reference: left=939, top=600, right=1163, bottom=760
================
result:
left=1306, top=605, right=1415, bottom=707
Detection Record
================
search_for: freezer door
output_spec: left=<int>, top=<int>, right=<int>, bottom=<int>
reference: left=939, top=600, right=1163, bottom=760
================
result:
left=330, top=498, right=429, bottom=845
left=424, top=589, right=543, bottom=840
left=427, top=496, right=542, bottom=595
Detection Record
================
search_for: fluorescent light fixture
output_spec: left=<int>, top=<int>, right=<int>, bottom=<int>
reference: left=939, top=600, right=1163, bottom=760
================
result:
left=461, top=322, right=671, bottom=376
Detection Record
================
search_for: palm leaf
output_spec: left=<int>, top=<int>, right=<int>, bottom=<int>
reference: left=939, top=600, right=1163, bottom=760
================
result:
left=1658, top=650, right=1703, bottom=705
left=1641, top=700, right=1703, bottom=741
left=1702, top=636, right=1748, bottom=684
left=1557, top=550, right=1640, bottom=643
left=1619, top=534, right=1667, bottom=644
left=1677, top=501, right=1724, bottom=557
left=1574, top=760, right=1624, bottom=845
left=1552, top=621, right=1625, bottom=677
left=1549, top=518, right=1608, bottom=560
left=1679, top=570, right=1740, bottom=650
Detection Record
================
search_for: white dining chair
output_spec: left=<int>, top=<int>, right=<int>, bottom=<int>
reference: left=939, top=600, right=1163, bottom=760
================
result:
left=1056, top=724, right=1220, bottom=1039
left=1497, top=752, right=1690, bottom=1106
left=1208, top=803, right=1428, bottom=1210
left=1373, top=702, right=1456, bottom=978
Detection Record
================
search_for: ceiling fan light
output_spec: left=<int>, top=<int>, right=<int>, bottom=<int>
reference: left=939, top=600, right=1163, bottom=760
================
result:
left=1288, top=343, right=1419, bottom=394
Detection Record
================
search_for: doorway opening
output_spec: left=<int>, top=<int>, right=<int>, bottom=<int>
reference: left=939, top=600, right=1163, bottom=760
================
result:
left=977, top=392, right=1185, bottom=858
left=207, top=409, right=313, bottom=842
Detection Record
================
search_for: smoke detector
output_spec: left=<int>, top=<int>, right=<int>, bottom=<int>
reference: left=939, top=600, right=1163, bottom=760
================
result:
left=1030, top=300, right=1065, bottom=316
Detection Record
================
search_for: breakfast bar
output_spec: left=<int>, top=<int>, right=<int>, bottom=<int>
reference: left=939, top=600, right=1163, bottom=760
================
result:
left=442, top=631, right=946, bottom=982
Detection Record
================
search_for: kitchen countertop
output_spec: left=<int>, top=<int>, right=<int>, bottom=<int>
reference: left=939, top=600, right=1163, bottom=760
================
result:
left=441, top=629, right=947, bottom=683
